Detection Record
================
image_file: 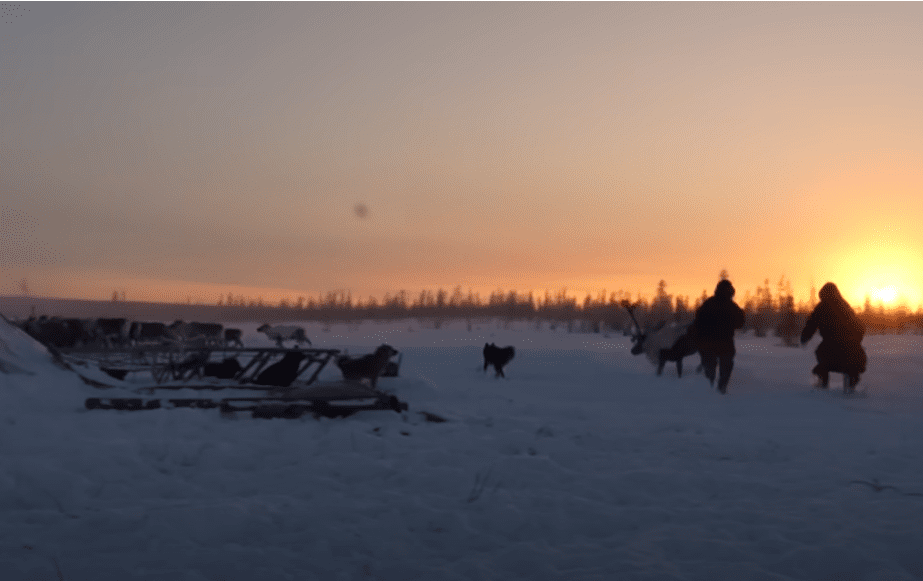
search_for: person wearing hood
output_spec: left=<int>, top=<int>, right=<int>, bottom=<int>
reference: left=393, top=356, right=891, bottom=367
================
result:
left=800, top=282, right=866, bottom=391
left=692, top=279, right=746, bottom=394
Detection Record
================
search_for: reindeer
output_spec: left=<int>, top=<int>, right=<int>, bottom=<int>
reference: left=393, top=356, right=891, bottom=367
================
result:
left=256, top=324, right=310, bottom=348
left=622, top=300, right=699, bottom=377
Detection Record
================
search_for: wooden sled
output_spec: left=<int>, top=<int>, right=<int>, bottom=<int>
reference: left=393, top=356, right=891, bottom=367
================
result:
left=60, top=345, right=342, bottom=388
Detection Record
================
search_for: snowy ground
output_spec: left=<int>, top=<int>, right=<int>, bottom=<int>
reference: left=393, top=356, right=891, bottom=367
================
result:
left=2, top=318, right=922, bottom=581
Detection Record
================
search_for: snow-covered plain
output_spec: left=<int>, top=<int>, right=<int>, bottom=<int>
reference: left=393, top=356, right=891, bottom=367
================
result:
left=2, top=318, right=922, bottom=581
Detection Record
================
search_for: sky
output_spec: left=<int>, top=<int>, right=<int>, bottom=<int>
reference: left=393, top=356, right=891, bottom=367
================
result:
left=2, top=2, right=922, bottom=308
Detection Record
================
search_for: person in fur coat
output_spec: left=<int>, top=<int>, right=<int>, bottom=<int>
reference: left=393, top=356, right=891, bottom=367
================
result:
left=801, top=282, right=866, bottom=391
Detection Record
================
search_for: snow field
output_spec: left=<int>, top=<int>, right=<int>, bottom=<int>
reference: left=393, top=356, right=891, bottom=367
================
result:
left=1, top=319, right=922, bottom=580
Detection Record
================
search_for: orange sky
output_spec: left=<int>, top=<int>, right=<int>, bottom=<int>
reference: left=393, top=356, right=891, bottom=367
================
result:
left=2, top=3, right=922, bottom=310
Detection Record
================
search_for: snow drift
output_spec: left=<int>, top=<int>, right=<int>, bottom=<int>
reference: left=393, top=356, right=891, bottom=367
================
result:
left=2, top=317, right=923, bottom=581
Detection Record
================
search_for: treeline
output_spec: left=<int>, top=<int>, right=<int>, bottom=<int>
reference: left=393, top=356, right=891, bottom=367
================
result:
left=213, top=279, right=923, bottom=337
left=217, top=287, right=616, bottom=329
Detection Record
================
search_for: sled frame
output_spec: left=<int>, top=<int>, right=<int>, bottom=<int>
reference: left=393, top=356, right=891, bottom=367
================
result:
left=59, top=345, right=341, bottom=387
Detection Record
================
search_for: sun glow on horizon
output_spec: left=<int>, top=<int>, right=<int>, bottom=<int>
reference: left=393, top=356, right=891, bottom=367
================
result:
left=873, top=286, right=898, bottom=305
left=825, top=231, right=923, bottom=309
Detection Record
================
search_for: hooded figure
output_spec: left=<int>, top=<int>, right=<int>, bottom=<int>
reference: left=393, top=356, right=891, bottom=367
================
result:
left=692, top=279, right=745, bottom=394
left=800, top=282, right=866, bottom=391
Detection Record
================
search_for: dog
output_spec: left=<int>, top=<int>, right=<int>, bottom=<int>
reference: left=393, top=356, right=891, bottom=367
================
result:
left=253, top=351, right=308, bottom=388
left=483, top=343, right=515, bottom=378
left=336, top=344, right=399, bottom=390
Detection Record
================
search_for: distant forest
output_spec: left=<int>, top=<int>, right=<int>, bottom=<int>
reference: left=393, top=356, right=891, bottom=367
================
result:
left=203, top=277, right=922, bottom=339
left=6, top=276, right=922, bottom=338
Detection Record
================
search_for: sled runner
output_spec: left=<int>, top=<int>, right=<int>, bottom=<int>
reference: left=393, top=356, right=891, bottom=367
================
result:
left=85, top=381, right=408, bottom=419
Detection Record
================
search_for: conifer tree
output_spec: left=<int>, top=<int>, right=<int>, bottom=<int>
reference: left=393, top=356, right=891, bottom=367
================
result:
left=651, top=280, right=672, bottom=323
left=674, top=295, right=690, bottom=322
left=752, top=279, right=773, bottom=337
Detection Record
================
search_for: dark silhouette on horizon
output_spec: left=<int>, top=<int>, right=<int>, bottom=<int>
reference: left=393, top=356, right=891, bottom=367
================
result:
left=800, top=282, right=867, bottom=391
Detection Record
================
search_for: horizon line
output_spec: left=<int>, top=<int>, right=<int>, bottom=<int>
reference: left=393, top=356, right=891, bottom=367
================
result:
left=3, top=288, right=922, bottom=311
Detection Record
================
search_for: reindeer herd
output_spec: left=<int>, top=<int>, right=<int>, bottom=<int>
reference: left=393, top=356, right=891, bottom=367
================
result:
left=14, top=316, right=310, bottom=351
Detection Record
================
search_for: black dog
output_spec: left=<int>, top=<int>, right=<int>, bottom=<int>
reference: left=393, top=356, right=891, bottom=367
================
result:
left=483, top=343, right=515, bottom=378
left=336, top=344, right=399, bottom=390
left=254, top=351, right=307, bottom=388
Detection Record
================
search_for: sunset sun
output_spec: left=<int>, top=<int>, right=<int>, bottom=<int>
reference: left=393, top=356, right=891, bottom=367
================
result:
left=874, top=286, right=898, bottom=304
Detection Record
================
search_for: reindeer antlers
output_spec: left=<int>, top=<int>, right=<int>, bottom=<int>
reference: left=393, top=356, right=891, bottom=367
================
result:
left=620, top=300, right=642, bottom=336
